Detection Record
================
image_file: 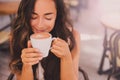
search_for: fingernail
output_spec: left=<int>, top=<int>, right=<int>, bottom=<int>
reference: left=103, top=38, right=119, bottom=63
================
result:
left=40, top=53, right=43, bottom=56
left=39, top=57, right=43, bottom=60
left=35, top=49, right=39, bottom=52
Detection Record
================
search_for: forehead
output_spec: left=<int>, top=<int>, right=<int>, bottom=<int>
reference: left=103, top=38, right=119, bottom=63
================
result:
left=34, top=0, right=56, bottom=13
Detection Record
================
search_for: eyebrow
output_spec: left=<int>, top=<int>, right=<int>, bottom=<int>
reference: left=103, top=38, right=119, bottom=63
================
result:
left=44, top=13, right=54, bottom=15
left=32, top=12, right=38, bottom=15
left=32, top=12, right=54, bottom=16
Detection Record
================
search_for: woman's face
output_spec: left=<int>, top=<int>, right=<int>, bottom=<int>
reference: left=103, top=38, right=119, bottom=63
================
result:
left=31, top=0, right=57, bottom=33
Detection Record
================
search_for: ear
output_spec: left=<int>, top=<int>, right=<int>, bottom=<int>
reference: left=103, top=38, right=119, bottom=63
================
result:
left=27, top=40, right=32, bottom=48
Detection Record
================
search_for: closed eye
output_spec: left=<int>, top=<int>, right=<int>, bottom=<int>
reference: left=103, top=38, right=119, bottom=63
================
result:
left=44, top=13, right=55, bottom=20
left=45, top=16, right=53, bottom=20
left=31, top=16, right=38, bottom=19
left=31, top=12, right=38, bottom=19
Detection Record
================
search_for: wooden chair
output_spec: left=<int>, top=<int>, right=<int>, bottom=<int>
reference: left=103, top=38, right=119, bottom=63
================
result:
left=107, top=31, right=120, bottom=80
left=98, top=14, right=120, bottom=75
left=98, top=14, right=120, bottom=80
left=0, top=1, right=20, bottom=46
left=0, top=1, right=20, bottom=15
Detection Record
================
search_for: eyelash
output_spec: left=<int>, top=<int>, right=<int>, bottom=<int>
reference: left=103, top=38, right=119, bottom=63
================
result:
left=31, top=16, right=52, bottom=20
left=31, top=16, right=37, bottom=20
left=45, top=18, right=52, bottom=20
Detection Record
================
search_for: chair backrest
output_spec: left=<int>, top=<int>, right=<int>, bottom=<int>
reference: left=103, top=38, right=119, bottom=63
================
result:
left=107, top=31, right=120, bottom=80
left=79, top=67, right=89, bottom=80
left=0, top=1, right=20, bottom=15
left=110, top=31, right=120, bottom=69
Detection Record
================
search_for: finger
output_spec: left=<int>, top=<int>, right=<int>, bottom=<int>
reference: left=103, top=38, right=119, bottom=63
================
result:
left=58, top=38, right=69, bottom=46
left=22, top=56, right=43, bottom=65
left=28, top=61, right=40, bottom=65
left=51, top=44, right=61, bottom=51
left=21, top=49, right=40, bottom=59
left=24, top=53, right=42, bottom=58
left=27, top=40, right=32, bottom=48
left=50, top=48, right=61, bottom=57
left=24, top=60, right=39, bottom=66
left=22, top=48, right=40, bottom=54
left=23, top=57, right=42, bottom=63
left=53, top=37, right=66, bottom=43
left=57, top=38, right=66, bottom=43
left=54, top=41, right=63, bottom=47
left=52, top=38, right=60, bottom=46
left=51, top=38, right=57, bottom=45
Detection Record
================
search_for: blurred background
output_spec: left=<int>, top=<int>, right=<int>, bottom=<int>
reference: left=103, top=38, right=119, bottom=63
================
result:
left=0, top=0, right=120, bottom=80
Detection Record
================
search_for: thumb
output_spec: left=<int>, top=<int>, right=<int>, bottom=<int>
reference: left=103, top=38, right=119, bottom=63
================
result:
left=27, top=40, right=32, bottom=48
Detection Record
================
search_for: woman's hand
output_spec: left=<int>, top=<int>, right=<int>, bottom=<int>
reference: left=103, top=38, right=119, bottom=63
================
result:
left=21, top=41, right=43, bottom=66
left=51, top=38, right=71, bottom=59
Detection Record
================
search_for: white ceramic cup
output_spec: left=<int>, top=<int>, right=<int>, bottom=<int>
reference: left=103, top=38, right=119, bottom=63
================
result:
left=30, top=32, right=55, bottom=57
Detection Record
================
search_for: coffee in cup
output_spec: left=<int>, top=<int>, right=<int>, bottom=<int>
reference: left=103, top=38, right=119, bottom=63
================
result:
left=30, top=32, right=54, bottom=57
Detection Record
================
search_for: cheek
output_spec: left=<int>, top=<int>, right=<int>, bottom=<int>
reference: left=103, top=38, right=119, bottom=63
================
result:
left=44, top=20, right=56, bottom=31
left=31, top=20, right=38, bottom=27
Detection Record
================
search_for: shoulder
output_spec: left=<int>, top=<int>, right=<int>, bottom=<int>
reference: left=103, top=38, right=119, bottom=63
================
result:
left=67, top=26, right=80, bottom=40
left=72, top=28, right=80, bottom=43
left=71, top=28, right=80, bottom=55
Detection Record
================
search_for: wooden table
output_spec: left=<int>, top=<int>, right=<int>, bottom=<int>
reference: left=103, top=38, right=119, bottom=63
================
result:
left=98, top=13, right=120, bottom=75
left=101, top=13, right=120, bottom=30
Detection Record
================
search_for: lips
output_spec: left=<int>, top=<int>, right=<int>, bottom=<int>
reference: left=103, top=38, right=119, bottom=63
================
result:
left=36, top=30, right=46, bottom=33
left=33, top=28, right=47, bottom=33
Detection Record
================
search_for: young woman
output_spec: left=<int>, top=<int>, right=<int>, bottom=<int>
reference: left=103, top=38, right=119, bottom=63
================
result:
left=9, top=0, right=80, bottom=80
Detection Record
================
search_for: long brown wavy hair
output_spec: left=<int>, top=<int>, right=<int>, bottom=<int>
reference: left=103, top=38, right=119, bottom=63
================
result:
left=10, top=0, right=75, bottom=80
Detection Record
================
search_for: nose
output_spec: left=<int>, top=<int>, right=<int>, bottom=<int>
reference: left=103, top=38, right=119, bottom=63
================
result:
left=37, top=18, right=44, bottom=28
